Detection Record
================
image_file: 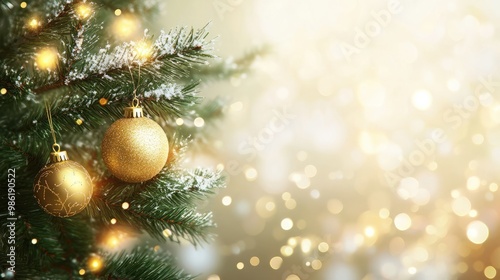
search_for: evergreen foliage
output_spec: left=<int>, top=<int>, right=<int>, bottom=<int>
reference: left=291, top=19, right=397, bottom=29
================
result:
left=0, top=0, right=252, bottom=278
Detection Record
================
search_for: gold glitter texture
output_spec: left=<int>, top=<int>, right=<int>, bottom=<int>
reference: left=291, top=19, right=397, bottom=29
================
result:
left=101, top=110, right=169, bottom=183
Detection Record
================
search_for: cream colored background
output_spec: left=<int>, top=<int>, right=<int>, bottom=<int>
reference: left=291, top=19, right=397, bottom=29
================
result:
left=158, top=1, right=500, bottom=279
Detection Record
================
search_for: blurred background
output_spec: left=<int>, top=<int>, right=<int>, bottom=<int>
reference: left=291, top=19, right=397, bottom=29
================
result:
left=127, top=1, right=500, bottom=279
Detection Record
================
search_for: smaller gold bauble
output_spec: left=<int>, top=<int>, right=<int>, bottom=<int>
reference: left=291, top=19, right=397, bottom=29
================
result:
left=33, top=150, right=93, bottom=217
left=101, top=107, right=169, bottom=183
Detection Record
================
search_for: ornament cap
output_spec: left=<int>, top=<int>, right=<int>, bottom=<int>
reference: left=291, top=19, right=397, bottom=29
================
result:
left=50, top=150, right=69, bottom=163
left=124, top=106, right=144, bottom=118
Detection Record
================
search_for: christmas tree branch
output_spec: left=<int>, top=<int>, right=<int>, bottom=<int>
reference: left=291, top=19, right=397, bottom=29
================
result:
left=101, top=247, right=194, bottom=280
left=89, top=168, right=224, bottom=244
left=0, top=0, right=82, bottom=60
left=33, top=27, right=212, bottom=96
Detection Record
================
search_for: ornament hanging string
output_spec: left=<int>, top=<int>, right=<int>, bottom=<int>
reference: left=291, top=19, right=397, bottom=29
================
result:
left=128, top=63, right=142, bottom=108
left=45, top=101, right=60, bottom=152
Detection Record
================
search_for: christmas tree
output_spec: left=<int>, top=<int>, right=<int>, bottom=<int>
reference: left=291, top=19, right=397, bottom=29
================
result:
left=0, top=0, right=248, bottom=278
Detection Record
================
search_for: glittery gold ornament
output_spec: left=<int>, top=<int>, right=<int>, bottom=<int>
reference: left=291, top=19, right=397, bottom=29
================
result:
left=101, top=104, right=169, bottom=183
left=33, top=145, right=93, bottom=217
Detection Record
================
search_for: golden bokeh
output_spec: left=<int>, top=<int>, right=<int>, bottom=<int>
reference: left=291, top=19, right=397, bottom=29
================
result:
left=35, top=48, right=58, bottom=70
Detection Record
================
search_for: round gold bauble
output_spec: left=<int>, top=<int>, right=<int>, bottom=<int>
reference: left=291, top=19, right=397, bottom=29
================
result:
left=101, top=107, right=169, bottom=183
left=33, top=151, right=93, bottom=217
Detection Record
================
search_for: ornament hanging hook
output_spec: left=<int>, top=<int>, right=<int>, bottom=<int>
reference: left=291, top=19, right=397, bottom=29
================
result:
left=132, top=97, right=140, bottom=108
left=52, top=143, right=61, bottom=152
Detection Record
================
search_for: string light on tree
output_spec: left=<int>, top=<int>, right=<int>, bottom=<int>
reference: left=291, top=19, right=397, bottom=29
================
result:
left=75, top=3, right=92, bottom=19
left=87, top=255, right=104, bottom=273
left=1, top=88, right=7, bottom=95
left=112, top=15, right=140, bottom=40
left=28, top=18, right=40, bottom=29
left=114, top=9, right=122, bottom=16
left=20, top=2, right=27, bottom=8
left=134, top=41, right=153, bottom=60
left=36, top=48, right=58, bottom=70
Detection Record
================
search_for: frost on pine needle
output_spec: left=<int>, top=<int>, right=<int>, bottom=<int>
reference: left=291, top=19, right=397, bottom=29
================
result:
left=67, top=27, right=211, bottom=84
left=144, top=84, right=183, bottom=101
left=173, top=168, right=225, bottom=192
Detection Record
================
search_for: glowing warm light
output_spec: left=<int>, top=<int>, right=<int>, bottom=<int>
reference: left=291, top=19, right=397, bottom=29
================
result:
left=162, top=228, right=172, bottom=238
left=75, top=3, right=92, bottom=19
left=397, top=177, right=419, bottom=200
left=112, top=15, right=140, bottom=40
left=291, top=173, right=310, bottom=189
left=285, top=198, right=296, bottom=209
left=245, top=167, right=258, bottom=181
left=281, top=245, right=294, bottom=257
left=408, top=267, right=417, bottom=275
left=31, top=238, right=37, bottom=244
left=75, top=119, right=83, bottom=125
left=36, top=48, right=58, bottom=70
left=255, top=197, right=276, bottom=218
left=78, top=269, right=85, bottom=275
left=20, top=2, right=27, bottom=8
left=379, top=208, right=390, bottom=219
left=288, top=237, right=297, bottom=246
left=490, top=183, right=498, bottom=192
left=394, top=213, right=412, bottom=231
left=269, top=256, right=283, bottom=270
left=134, top=41, right=153, bottom=60
left=364, top=226, right=375, bottom=237
left=176, top=118, right=184, bottom=125
left=301, top=238, right=312, bottom=253
left=222, top=196, right=232, bottom=206
left=99, top=98, right=108, bottom=105
left=318, top=242, right=329, bottom=253
left=236, top=262, right=244, bottom=270
left=282, top=192, right=291, bottom=200
left=452, top=196, right=472, bottom=217
left=106, top=235, right=119, bottom=248
left=121, top=202, right=129, bottom=209
left=28, top=18, right=39, bottom=29
left=469, top=209, right=478, bottom=218
left=265, top=201, right=275, bottom=211
left=281, top=218, right=293, bottom=231
left=87, top=255, right=103, bottom=272
left=114, top=9, right=122, bottom=16
left=467, top=176, right=481, bottom=191
left=0, top=88, right=6, bottom=95
left=250, top=256, right=260, bottom=266
left=286, top=274, right=300, bottom=280
left=467, top=220, right=489, bottom=244
left=412, top=89, right=432, bottom=110
left=110, top=218, right=117, bottom=225
left=311, top=260, right=322, bottom=270
left=485, top=266, right=497, bottom=279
